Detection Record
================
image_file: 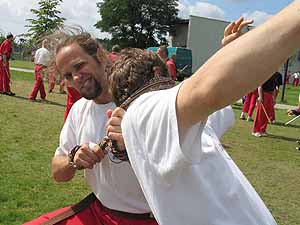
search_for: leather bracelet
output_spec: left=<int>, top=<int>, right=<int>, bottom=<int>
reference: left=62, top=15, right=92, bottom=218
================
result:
left=68, top=145, right=84, bottom=170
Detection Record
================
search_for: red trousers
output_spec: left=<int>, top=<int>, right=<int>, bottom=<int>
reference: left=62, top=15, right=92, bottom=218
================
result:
left=242, top=90, right=257, bottom=118
left=48, top=64, right=65, bottom=92
left=293, top=78, right=299, bottom=86
left=23, top=195, right=157, bottom=225
left=64, top=86, right=81, bottom=121
left=29, top=64, right=46, bottom=100
left=0, top=61, right=11, bottom=92
left=253, top=92, right=274, bottom=133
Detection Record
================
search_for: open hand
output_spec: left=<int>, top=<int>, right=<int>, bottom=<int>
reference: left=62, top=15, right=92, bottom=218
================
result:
left=222, top=17, right=254, bottom=47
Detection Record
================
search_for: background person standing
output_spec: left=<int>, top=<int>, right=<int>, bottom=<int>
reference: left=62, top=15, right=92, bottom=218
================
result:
left=252, top=73, right=278, bottom=137
left=29, top=39, right=50, bottom=101
left=157, top=45, right=177, bottom=80
left=0, top=33, right=15, bottom=96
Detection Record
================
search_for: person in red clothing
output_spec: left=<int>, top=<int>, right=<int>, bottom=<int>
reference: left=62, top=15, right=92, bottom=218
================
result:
left=0, top=33, right=15, bottom=96
left=157, top=45, right=177, bottom=81
left=292, top=71, right=299, bottom=86
left=64, top=83, right=81, bottom=121
left=48, top=66, right=66, bottom=94
left=252, top=73, right=278, bottom=137
left=108, top=44, right=121, bottom=63
left=29, top=40, right=50, bottom=101
left=286, top=71, right=291, bottom=84
left=240, top=89, right=258, bottom=121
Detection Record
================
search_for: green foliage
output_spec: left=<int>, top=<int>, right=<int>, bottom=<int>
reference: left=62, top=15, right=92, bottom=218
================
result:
left=97, top=38, right=113, bottom=52
left=95, top=0, right=179, bottom=48
left=26, top=0, right=65, bottom=43
left=0, top=32, right=5, bottom=43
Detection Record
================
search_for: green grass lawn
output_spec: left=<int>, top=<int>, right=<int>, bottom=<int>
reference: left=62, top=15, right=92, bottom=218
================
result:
left=0, top=71, right=300, bottom=224
left=279, top=84, right=300, bottom=106
left=10, top=60, right=34, bottom=70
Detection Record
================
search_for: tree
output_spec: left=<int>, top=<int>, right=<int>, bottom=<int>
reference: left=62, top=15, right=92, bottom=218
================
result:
left=0, top=32, right=5, bottom=44
left=95, top=0, right=178, bottom=48
left=26, top=0, right=65, bottom=42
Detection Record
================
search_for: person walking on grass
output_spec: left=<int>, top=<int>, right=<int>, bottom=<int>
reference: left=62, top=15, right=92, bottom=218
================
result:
left=29, top=39, right=50, bottom=101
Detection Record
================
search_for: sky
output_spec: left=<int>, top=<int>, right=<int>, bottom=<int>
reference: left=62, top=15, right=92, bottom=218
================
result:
left=0, top=0, right=295, bottom=40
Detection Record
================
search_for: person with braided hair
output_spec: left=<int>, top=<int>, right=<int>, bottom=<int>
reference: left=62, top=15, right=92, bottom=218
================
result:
left=107, top=2, right=300, bottom=222
left=24, top=31, right=157, bottom=225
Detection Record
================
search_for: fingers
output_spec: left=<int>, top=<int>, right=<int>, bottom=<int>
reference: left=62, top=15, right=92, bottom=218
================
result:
left=92, top=144, right=107, bottom=160
left=224, top=17, right=253, bottom=38
left=232, top=17, right=244, bottom=33
left=106, top=109, right=113, bottom=119
left=107, top=114, right=122, bottom=128
left=238, top=19, right=254, bottom=31
left=224, top=21, right=235, bottom=37
left=106, top=107, right=125, bottom=127
left=105, top=107, right=126, bottom=150
left=107, top=132, right=126, bottom=151
left=73, top=144, right=103, bottom=169
left=111, top=107, right=125, bottom=118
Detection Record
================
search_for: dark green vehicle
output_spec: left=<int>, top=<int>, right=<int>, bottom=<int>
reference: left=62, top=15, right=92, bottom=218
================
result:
left=147, top=47, right=192, bottom=81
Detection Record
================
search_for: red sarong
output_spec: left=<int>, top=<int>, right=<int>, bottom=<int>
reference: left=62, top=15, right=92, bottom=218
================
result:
left=253, top=92, right=274, bottom=133
left=23, top=194, right=157, bottom=225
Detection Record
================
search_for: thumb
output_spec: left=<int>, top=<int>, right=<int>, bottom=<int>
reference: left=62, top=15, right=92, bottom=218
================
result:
left=106, top=109, right=113, bottom=119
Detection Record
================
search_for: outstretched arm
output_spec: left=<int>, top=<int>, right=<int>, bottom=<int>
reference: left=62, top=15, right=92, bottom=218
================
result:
left=176, top=1, right=300, bottom=135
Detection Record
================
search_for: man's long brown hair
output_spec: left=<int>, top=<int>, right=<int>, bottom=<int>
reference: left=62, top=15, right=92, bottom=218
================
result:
left=46, top=28, right=108, bottom=77
left=110, top=48, right=169, bottom=106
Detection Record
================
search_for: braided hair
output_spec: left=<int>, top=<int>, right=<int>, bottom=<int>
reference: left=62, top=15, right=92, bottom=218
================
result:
left=110, top=48, right=169, bottom=106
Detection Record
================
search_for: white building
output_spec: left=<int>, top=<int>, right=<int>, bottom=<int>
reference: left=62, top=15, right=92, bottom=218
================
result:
left=169, top=15, right=300, bottom=80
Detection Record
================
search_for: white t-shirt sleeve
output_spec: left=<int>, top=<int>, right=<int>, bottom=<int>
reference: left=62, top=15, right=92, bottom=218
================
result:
left=123, top=84, right=205, bottom=177
left=206, top=105, right=235, bottom=139
left=54, top=107, right=78, bottom=156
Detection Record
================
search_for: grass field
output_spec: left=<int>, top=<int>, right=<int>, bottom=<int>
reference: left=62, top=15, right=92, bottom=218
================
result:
left=0, top=70, right=300, bottom=224
left=10, top=60, right=34, bottom=70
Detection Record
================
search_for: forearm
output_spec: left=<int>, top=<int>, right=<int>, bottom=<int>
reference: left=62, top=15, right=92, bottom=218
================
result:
left=177, top=1, right=300, bottom=130
left=51, top=155, right=76, bottom=182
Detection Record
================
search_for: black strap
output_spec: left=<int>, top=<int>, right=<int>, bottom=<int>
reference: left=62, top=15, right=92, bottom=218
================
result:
left=41, top=193, right=96, bottom=225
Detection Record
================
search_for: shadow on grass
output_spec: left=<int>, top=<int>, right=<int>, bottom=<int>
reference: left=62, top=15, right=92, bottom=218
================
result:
left=265, top=134, right=300, bottom=142
left=232, top=104, right=243, bottom=111
left=222, top=144, right=232, bottom=149
left=12, top=95, right=66, bottom=107
left=271, top=121, right=300, bottom=129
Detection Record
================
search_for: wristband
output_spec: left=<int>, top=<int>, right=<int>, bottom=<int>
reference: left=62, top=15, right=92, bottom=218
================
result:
left=68, top=145, right=84, bottom=170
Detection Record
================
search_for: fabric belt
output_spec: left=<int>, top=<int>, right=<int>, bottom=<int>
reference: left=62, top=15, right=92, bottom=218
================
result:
left=41, top=193, right=154, bottom=225
left=101, top=204, right=155, bottom=220
left=41, top=193, right=97, bottom=225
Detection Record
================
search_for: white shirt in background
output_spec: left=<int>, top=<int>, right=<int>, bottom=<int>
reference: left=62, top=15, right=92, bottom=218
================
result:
left=34, top=47, right=50, bottom=66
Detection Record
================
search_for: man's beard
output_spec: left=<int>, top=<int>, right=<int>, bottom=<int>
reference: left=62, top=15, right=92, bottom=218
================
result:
left=81, top=77, right=103, bottom=100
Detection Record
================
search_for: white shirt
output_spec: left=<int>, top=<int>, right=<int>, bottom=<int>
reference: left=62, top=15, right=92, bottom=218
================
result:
left=55, top=98, right=151, bottom=213
left=122, top=84, right=277, bottom=225
left=34, top=47, right=50, bottom=66
left=207, top=105, right=235, bottom=139
left=293, top=72, right=299, bottom=79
